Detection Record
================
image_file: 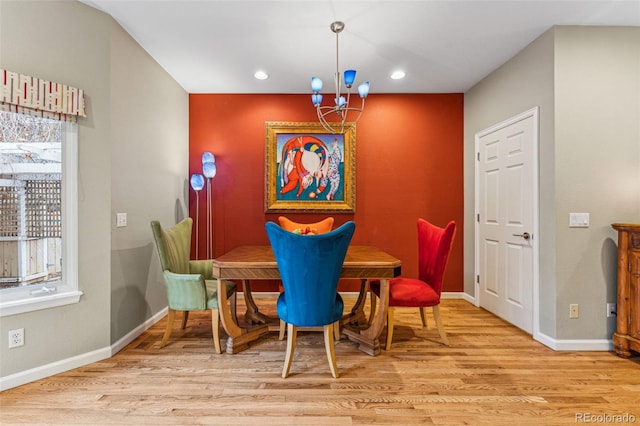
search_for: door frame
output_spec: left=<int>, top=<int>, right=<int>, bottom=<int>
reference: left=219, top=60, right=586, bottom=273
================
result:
left=474, top=106, right=541, bottom=339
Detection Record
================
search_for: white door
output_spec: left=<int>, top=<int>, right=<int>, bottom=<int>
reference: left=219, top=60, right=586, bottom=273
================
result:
left=475, top=108, right=538, bottom=334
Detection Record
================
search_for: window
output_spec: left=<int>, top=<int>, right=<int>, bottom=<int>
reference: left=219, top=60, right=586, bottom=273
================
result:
left=0, top=110, right=81, bottom=316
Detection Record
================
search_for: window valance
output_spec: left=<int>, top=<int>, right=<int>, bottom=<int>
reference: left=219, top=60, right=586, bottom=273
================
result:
left=1, top=68, right=86, bottom=122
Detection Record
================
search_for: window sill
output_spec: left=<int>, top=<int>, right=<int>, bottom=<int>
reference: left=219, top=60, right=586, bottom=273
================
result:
left=0, top=291, right=83, bottom=317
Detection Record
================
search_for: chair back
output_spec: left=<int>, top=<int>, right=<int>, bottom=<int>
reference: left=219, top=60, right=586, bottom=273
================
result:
left=417, top=219, right=456, bottom=296
left=278, top=216, right=334, bottom=234
left=266, top=221, right=356, bottom=327
left=150, top=218, right=192, bottom=274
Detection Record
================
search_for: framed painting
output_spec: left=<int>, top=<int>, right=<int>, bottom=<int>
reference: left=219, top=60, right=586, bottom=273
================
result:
left=265, top=121, right=355, bottom=213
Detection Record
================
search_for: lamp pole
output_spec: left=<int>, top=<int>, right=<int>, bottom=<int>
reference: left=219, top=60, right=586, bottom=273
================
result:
left=202, top=153, right=217, bottom=259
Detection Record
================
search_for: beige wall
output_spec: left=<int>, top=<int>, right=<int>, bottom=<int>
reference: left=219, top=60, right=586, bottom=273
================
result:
left=109, top=6, right=189, bottom=343
left=464, top=26, right=640, bottom=342
left=0, top=0, right=188, bottom=381
left=553, top=26, right=640, bottom=339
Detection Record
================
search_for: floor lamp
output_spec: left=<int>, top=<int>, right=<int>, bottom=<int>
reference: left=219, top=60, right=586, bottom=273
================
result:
left=189, top=173, right=204, bottom=259
left=202, top=152, right=217, bottom=259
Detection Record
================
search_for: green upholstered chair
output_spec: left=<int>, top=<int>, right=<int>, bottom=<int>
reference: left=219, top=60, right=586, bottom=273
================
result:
left=150, top=218, right=237, bottom=353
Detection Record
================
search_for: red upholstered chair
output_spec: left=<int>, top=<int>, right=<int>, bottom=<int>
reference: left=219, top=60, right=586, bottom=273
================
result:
left=370, top=219, right=456, bottom=350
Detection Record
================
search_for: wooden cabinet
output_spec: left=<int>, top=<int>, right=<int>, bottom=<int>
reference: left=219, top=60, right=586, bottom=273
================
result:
left=612, top=223, right=640, bottom=357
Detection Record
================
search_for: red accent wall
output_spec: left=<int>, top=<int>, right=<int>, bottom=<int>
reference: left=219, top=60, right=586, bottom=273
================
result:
left=189, top=94, right=464, bottom=292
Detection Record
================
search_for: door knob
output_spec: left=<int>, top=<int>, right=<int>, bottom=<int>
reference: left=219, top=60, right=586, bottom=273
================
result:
left=512, top=232, right=531, bottom=240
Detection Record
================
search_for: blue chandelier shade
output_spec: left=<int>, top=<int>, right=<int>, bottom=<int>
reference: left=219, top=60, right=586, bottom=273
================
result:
left=201, top=152, right=216, bottom=164
left=358, top=81, right=370, bottom=98
left=311, top=93, right=323, bottom=107
left=311, top=77, right=323, bottom=92
left=190, top=173, right=205, bottom=191
left=203, top=161, right=217, bottom=179
left=343, top=70, right=356, bottom=87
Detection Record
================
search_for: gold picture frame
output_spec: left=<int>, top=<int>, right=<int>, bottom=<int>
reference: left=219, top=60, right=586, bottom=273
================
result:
left=265, top=121, right=355, bottom=213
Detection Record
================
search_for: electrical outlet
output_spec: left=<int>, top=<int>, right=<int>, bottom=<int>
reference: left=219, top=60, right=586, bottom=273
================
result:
left=569, top=304, right=579, bottom=319
left=607, top=303, right=617, bottom=318
left=8, top=328, right=24, bottom=348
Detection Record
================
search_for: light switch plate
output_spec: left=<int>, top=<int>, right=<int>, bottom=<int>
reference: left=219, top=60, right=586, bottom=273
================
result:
left=116, top=213, right=127, bottom=227
left=569, top=212, right=589, bottom=228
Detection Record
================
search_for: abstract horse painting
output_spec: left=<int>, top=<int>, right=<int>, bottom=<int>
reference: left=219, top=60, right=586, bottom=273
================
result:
left=265, top=122, right=355, bottom=213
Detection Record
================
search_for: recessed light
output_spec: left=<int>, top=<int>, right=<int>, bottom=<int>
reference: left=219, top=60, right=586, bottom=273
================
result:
left=390, top=70, right=406, bottom=80
left=254, top=71, right=269, bottom=80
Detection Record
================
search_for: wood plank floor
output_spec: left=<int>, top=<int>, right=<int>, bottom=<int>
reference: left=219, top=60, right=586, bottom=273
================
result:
left=1, top=297, right=639, bottom=425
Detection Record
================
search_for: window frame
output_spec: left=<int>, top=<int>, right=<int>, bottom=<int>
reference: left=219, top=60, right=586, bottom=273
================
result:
left=0, top=117, right=82, bottom=316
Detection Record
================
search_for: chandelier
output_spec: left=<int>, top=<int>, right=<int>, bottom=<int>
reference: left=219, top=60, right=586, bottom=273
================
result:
left=311, top=21, right=369, bottom=134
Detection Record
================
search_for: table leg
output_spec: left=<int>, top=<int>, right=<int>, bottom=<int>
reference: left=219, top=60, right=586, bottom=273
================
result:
left=242, top=279, right=274, bottom=325
left=341, top=279, right=369, bottom=327
left=217, top=278, right=269, bottom=354
left=343, top=278, right=389, bottom=356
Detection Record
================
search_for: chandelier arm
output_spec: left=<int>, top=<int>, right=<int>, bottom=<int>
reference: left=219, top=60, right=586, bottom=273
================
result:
left=335, top=29, right=341, bottom=100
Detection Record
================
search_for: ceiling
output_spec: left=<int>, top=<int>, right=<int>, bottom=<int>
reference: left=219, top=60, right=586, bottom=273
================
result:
left=80, top=1, right=640, bottom=94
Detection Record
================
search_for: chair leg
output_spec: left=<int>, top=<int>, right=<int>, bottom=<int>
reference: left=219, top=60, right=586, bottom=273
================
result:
left=160, top=308, right=176, bottom=348
left=211, top=308, right=222, bottom=354
left=181, top=310, right=189, bottom=329
left=333, top=319, right=340, bottom=341
left=432, top=304, right=449, bottom=346
left=282, top=323, right=297, bottom=378
left=324, top=324, right=339, bottom=378
left=419, top=307, right=428, bottom=327
left=279, top=319, right=286, bottom=340
left=385, top=307, right=395, bottom=351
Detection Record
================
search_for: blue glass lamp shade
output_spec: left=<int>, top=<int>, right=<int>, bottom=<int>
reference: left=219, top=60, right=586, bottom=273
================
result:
left=334, top=96, right=346, bottom=108
left=358, top=81, right=370, bottom=98
left=311, top=77, right=323, bottom=93
left=203, top=161, right=217, bottom=179
left=311, top=93, right=323, bottom=106
left=190, top=173, right=205, bottom=191
left=343, top=70, right=356, bottom=87
left=201, top=151, right=216, bottom=164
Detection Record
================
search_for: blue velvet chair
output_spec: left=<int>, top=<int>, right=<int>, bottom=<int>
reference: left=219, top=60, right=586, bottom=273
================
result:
left=265, top=220, right=356, bottom=378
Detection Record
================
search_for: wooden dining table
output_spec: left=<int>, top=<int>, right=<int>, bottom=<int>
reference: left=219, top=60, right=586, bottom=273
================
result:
left=212, top=245, right=401, bottom=356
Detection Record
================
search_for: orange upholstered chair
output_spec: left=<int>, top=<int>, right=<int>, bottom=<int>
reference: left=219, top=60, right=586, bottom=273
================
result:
left=278, top=216, right=334, bottom=235
left=370, top=219, right=456, bottom=350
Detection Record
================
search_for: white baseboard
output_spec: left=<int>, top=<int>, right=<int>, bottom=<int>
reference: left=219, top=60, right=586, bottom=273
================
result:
left=110, top=307, right=168, bottom=355
left=534, top=331, right=614, bottom=351
left=0, top=307, right=168, bottom=391
left=0, top=346, right=111, bottom=391
left=446, top=293, right=615, bottom=351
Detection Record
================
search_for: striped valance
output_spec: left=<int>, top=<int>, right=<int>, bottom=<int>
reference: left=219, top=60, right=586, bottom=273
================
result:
left=1, top=68, right=86, bottom=122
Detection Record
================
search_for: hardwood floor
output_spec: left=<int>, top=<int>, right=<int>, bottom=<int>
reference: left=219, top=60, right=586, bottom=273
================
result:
left=1, top=297, right=639, bottom=425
